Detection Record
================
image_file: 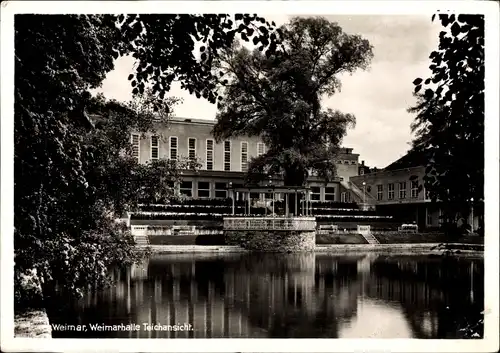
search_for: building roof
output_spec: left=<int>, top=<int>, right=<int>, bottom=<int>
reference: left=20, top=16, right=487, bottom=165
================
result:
left=170, top=117, right=215, bottom=126
left=384, top=149, right=427, bottom=171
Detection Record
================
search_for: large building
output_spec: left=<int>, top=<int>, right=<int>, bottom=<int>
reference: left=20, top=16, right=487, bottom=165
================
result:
left=350, top=149, right=482, bottom=230
left=131, top=117, right=480, bottom=230
left=132, top=117, right=365, bottom=204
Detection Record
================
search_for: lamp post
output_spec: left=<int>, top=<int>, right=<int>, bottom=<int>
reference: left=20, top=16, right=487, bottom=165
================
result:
left=470, top=197, right=474, bottom=231
left=229, top=182, right=234, bottom=215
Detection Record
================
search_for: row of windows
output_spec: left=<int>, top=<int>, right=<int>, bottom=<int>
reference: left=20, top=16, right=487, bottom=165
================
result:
left=176, top=182, right=348, bottom=202
left=178, top=181, right=229, bottom=198
left=311, top=187, right=352, bottom=202
left=336, top=160, right=357, bottom=165
left=131, top=134, right=266, bottom=171
left=176, top=181, right=282, bottom=199
left=375, top=181, right=419, bottom=201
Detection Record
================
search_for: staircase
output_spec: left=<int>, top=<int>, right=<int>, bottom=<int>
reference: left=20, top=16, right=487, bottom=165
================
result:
left=340, top=180, right=376, bottom=209
left=131, top=225, right=150, bottom=245
left=361, top=232, right=379, bottom=244
left=357, top=225, right=379, bottom=244
left=134, top=234, right=150, bottom=245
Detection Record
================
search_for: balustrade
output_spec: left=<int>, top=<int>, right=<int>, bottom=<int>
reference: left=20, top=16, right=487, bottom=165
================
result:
left=223, top=217, right=316, bottom=231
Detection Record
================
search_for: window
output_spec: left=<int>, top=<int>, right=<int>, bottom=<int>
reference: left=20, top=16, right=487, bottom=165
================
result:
left=257, top=142, right=266, bottom=156
left=325, top=187, right=335, bottom=201
left=344, top=160, right=350, bottom=164
left=377, top=185, right=383, bottom=201
left=224, top=141, right=231, bottom=171
left=360, top=169, right=365, bottom=175
left=311, top=187, right=321, bottom=201
left=150, top=135, right=159, bottom=160
left=241, top=142, right=248, bottom=172
left=337, top=160, right=342, bottom=164
left=206, top=139, right=214, bottom=170
left=215, top=182, right=227, bottom=199
left=399, top=182, right=407, bottom=199
left=131, top=134, right=140, bottom=161
left=188, top=138, right=196, bottom=161
left=180, top=181, right=192, bottom=197
left=197, top=182, right=210, bottom=198
left=169, top=136, right=178, bottom=161
left=388, top=183, right=395, bottom=200
left=351, top=161, right=356, bottom=165
left=411, top=180, right=418, bottom=198
left=341, top=192, right=351, bottom=203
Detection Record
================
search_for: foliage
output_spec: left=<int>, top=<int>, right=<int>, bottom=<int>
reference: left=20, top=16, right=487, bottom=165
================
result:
left=14, top=13, right=282, bottom=306
left=408, top=14, right=484, bottom=225
left=212, top=17, right=373, bottom=189
left=118, top=14, right=282, bottom=103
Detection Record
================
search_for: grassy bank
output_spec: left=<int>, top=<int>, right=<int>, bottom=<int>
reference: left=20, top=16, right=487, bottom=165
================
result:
left=316, top=233, right=368, bottom=244
left=147, top=233, right=484, bottom=246
left=374, top=232, right=484, bottom=244
left=148, top=234, right=369, bottom=245
left=149, top=235, right=198, bottom=245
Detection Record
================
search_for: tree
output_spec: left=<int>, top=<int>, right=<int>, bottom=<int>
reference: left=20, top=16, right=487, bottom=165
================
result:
left=212, top=17, right=373, bottom=213
left=14, top=13, right=282, bottom=307
left=408, top=14, right=484, bottom=227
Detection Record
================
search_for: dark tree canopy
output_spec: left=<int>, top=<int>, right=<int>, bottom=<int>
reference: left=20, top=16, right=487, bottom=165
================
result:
left=213, top=17, right=373, bottom=187
left=14, top=13, right=282, bottom=305
left=408, top=14, right=484, bottom=223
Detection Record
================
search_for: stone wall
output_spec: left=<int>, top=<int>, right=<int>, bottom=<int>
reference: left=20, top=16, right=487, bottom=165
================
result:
left=225, top=230, right=316, bottom=252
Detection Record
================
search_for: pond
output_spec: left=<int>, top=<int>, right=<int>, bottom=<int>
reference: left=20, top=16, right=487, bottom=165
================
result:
left=47, top=253, right=483, bottom=339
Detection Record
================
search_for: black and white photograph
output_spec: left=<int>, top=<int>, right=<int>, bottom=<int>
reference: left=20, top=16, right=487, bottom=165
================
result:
left=1, top=1, right=498, bottom=352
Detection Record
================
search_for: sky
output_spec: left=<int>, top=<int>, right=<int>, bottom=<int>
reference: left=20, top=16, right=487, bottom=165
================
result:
left=93, top=14, right=441, bottom=168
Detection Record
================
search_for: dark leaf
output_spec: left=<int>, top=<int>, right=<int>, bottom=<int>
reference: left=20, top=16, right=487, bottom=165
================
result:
left=413, top=78, right=423, bottom=85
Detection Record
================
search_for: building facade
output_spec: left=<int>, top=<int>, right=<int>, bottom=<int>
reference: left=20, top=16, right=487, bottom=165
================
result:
left=132, top=117, right=363, bottom=203
left=130, top=117, right=480, bottom=230
left=350, top=166, right=442, bottom=228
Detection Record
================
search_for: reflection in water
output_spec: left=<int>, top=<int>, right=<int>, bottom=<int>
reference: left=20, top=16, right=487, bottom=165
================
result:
left=48, top=253, right=483, bottom=339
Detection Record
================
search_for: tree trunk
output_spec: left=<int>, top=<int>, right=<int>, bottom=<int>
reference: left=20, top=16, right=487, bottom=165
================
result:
left=283, top=165, right=307, bottom=217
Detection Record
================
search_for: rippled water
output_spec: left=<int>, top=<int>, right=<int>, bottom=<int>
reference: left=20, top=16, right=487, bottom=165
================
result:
left=48, top=253, right=483, bottom=339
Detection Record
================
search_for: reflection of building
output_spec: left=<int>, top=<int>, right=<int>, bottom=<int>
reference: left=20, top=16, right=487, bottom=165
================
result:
left=130, top=117, right=364, bottom=203
left=60, top=254, right=482, bottom=340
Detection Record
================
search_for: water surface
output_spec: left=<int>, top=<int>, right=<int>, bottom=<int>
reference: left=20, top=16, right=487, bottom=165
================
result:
left=48, top=253, right=483, bottom=339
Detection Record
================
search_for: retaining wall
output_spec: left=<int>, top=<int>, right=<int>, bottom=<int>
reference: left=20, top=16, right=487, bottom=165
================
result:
left=225, top=230, right=316, bottom=252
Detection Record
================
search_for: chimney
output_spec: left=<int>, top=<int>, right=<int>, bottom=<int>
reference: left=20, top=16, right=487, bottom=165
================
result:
left=361, top=160, right=365, bottom=166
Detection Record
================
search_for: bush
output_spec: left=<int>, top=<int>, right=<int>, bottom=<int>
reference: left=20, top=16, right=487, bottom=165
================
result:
left=14, top=269, right=45, bottom=311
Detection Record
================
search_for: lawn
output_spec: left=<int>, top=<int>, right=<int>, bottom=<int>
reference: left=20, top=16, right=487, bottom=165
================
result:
left=316, top=233, right=368, bottom=245
left=373, top=232, right=484, bottom=244
left=148, top=235, right=198, bottom=245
